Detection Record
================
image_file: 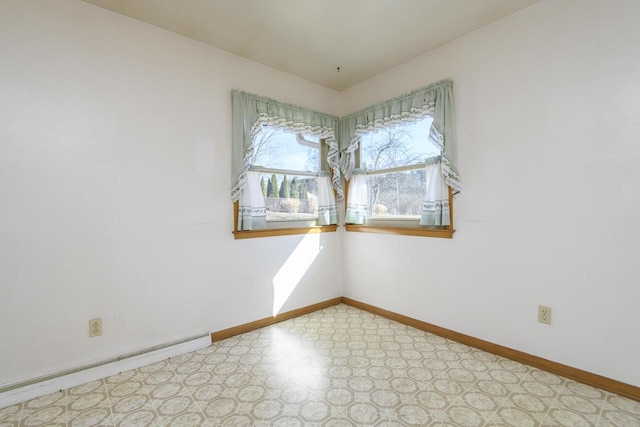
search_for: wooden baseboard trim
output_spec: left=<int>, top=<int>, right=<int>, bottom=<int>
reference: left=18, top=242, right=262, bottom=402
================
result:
left=342, top=297, right=640, bottom=402
left=210, top=297, right=343, bottom=342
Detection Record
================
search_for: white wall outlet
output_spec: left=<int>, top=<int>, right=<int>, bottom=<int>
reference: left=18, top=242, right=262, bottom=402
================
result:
left=89, top=318, right=102, bottom=337
left=538, top=305, right=552, bottom=325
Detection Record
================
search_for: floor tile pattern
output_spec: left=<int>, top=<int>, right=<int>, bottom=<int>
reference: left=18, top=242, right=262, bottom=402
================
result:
left=1, top=304, right=639, bottom=426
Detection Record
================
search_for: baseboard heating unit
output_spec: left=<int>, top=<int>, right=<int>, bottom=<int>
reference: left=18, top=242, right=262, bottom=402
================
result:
left=0, top=333, right=211, bottom=408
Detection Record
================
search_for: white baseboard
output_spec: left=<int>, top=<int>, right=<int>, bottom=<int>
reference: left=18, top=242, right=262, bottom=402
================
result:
left=0, top=334, right=211, bottom=409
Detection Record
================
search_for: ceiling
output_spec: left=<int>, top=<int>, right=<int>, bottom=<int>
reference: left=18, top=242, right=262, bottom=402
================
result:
left=81, top=0, right=540, bottom=91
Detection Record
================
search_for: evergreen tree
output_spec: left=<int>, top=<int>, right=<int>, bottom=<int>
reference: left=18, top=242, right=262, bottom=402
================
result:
left=266, top=177, right=273, bottom=197
left=269, top=174, right=278, bottom=197
left=279, top=175, right=290, bottom=198
left=260, top=177, right=267, bottom=198
left=300, top=180, right=308, bottom=199
left=290, top=178, right=299, bottom=199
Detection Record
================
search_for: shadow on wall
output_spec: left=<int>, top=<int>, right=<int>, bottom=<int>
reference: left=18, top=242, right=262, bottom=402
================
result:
left=272, top=232, right=323, bottom=316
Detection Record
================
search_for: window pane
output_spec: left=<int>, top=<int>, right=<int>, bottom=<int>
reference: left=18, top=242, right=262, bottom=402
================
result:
left=367, top=169, right=425, bottom=218
left=361, top=116, right=440, bottom=171
left=253, top=127, right=319, bottom=172
left=259, top=173, right=318, bottom=221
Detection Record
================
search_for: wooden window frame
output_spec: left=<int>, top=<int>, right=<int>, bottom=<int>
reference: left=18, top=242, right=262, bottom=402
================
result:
left=345, top=185, right=454, bottom=239
left=233, top=200, right=337, bottom=239
left=344, top=153, right=455, bottom=239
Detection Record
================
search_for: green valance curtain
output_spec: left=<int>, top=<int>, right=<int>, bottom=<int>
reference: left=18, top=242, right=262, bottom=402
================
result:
left=231, top=80, right=461, bottom=209
left=339, top=79, right=461, bottom=193
left=231, top=90, right=343, bottom=202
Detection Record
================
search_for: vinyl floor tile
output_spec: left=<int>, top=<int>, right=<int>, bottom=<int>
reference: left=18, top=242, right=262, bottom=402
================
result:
left=3, top=304, right=639, bottom=426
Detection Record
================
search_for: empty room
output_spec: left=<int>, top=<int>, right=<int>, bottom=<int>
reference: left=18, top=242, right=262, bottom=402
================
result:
left=1, top=0, right=639, bottom=425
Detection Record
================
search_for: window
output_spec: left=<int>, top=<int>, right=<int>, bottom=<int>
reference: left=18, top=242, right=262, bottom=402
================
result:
left=230, top=90, right=341, bottom=239
left=360, top=116, right=440, bottom=222
left=253, top=127, right=324, bottom=227
left=346, top=115, right=455, bottom=238
left=233, top=126, right=338, bottom=239
left=231, top=81, right=459, bottom=239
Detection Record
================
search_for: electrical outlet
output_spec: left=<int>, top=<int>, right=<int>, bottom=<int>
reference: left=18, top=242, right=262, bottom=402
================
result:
left=538, top=306, right=552, bottom=325
left=89, top=318, right=102, bottom=337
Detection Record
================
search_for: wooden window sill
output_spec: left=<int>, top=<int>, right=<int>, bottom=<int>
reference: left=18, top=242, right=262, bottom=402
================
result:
left=344, top=224, right=454, bottom=239
left=234, top=225, right=338, bottom=239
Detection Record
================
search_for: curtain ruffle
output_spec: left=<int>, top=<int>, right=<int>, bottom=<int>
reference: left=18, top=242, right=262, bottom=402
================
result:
left=231, top=91, right=342, bottom=203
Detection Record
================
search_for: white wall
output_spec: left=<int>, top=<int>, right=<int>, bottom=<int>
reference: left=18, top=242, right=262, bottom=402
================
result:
left=2, top=0, right=639, bottom=391
left=341, top=0, right=640, bottom=387
left=0, top=0, right=342, bottom=386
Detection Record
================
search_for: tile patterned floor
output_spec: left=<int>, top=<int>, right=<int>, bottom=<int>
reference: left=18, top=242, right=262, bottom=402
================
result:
left=1, top=304, right=639, bottom=426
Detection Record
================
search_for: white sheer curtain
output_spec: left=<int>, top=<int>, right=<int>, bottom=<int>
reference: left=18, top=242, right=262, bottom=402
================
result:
left=345, top=171, right=368, bottom=225
left=317, top=174, right=338, bottom=226
left=238, top=171, right=267, bottom=231
left=419, top=159, right=450, bottom=226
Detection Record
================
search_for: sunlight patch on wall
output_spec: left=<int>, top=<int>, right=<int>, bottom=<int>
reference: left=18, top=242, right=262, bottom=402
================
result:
left=272, top=233, right=321, bottom=316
